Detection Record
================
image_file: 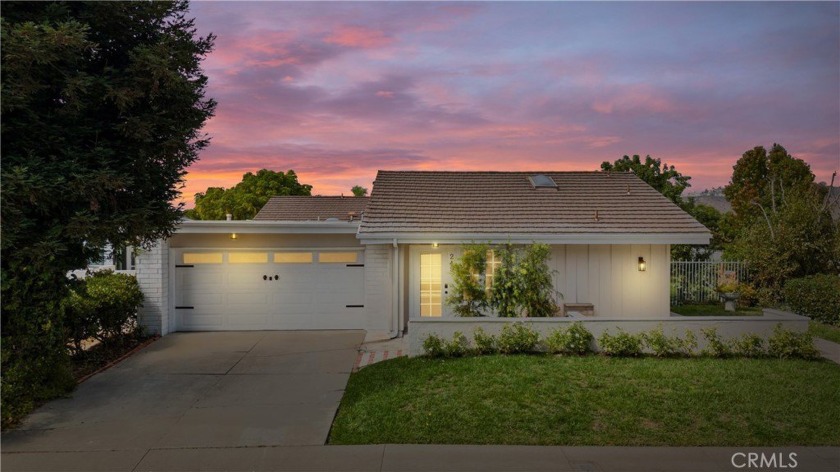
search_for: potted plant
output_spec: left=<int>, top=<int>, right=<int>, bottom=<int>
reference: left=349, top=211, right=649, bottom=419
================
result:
left=716, top=280, right=741, bottom=312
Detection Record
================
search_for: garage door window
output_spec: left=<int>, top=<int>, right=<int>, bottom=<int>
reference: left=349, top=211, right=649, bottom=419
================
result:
left=183, top=252, right=223, bottom=264
left=274, top=252, right=313, bottom=264
left=318, top=252, right=358, bottom=263
left=229, top=252, right=268, bottom=264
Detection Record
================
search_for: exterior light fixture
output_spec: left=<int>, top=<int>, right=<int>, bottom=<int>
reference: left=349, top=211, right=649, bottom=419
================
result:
left=432, top=242, right=439, bottom=248
left=230, top=233, right=238, bottom=240
left=638, top=256, right=646, bottom=271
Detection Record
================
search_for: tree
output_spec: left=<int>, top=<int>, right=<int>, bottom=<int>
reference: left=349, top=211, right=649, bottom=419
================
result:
left=1, top=1, right=215, bottom=426
left=722, top=144, right=838, bottom=303
left=351, top=185, right=368, bottom=197
left=187, top=169, right=312, bottom=220
left=723, top=144, right=816, bottom=225
left=601, top=154, right=692, bottom=207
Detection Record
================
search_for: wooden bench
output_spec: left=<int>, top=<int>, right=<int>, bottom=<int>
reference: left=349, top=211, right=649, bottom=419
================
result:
left=563, top=303, right=594, bottom=317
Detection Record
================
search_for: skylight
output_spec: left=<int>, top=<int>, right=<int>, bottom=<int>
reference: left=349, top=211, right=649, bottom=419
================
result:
left=528, top=174, right=557, bottom=188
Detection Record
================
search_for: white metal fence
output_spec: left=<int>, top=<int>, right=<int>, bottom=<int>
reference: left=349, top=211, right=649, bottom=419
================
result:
left=670, top=261, right=750, bottom=305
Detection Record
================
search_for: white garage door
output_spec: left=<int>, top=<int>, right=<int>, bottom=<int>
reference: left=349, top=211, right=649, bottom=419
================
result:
left=172, top=249, right=365, bottom=330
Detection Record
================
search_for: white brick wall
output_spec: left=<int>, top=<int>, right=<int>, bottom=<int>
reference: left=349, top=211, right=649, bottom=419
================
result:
left=136, top=239, right=170, bottom=335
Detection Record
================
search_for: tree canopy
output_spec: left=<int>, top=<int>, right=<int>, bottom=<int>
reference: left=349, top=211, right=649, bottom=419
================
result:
left=1, top=0, right=215, bottom=426
left=351, top=185, right=368, bottom=197
left=601, top=154, right=691, bottom=206
left=187, top=169, right=313, bottom=220
left=724, top=144, right=816, bottom=225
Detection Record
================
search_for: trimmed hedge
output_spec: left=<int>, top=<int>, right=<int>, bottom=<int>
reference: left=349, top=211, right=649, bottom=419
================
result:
left=784, top=274, right=840, bottom=326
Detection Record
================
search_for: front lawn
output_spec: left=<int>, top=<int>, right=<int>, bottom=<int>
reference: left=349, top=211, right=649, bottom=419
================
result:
left=329, top=355, right=840, bottom=446
left=809, top=321, right=840, bottom=344
left=671, top=303, right=762, bottom=316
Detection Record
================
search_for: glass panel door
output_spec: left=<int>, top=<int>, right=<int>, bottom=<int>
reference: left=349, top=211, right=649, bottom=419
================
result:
left=420, top=253, right=442, bottom=317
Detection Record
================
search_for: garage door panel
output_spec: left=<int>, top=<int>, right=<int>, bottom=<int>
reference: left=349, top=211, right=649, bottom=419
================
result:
left=174, top=249, right=366, bottom=331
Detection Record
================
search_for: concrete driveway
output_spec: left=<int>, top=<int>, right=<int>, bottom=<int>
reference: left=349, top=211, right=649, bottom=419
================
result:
left=1, top=330, right=365, bottom=470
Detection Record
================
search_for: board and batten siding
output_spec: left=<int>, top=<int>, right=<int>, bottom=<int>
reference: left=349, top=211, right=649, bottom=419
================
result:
left=552, top=244, right=670, bottom=318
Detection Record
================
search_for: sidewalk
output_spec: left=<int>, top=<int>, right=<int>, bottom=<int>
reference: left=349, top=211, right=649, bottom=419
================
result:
left=3, top=444, right=837, bottom=471
left=815, top=337, right=840, bottom=364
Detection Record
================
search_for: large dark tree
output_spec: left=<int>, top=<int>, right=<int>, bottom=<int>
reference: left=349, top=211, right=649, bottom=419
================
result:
left=1, top=1, right=215, bottom=425
left=601, top=154, right=692, bottom=207
left=186, top=169, right=313, bottom=220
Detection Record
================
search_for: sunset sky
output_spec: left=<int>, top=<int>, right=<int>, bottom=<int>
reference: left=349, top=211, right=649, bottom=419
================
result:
left=181, top=1, right=839, bottom=205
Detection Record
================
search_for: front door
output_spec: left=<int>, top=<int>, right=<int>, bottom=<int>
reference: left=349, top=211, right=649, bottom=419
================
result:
left=410, top=246, right=455, bottom=318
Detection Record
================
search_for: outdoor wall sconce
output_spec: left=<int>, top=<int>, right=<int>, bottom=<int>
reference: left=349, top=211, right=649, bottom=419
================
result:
left=230, top=233, right=238, bottom=240
left=432, top=242, right=439, bottom=248
left=638, top=256, right=646, bottom=271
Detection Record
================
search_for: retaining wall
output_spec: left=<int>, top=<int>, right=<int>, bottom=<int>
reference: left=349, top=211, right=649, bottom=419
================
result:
left=407, top=309, right=809, bottom=356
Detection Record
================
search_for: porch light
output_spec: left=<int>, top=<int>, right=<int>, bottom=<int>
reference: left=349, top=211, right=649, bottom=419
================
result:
left=432, top=242, right=439, bottom=248
left=638, top=256, right=646, bottom=271
left=230, top=233, right=238, bottom=240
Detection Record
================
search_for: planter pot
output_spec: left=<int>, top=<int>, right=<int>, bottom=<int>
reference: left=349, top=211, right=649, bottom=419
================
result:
left=721, top=292, right=740, bottom=312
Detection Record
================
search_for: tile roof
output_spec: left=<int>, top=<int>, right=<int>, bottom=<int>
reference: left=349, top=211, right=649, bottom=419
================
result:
left=254, top=196, right=369, bottom=221
left=358, top=171, right=710, bottom=237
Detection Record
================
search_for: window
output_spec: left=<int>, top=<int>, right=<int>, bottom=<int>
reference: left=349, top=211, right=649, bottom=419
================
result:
left=318, top=252, right=358, bottom=263
left=485, top=250, right=501, bottom=291
left=420, top=253, right=442, bottom=317
left=274, top=252, right=313, bottom=264
left=229, top=252, right=268, bottom=264
left=183, top=253, right=223, bottom=264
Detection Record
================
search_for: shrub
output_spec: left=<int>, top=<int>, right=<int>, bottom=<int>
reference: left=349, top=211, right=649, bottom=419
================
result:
left=544, top=322, right=593, bottom=355
left=641, top=326, right=681, bottom=357
left=447, top=244, right=489, bottom=317
left=64, top=271, right=144, bottom=346
left=422, top=333, right=446, bottom=357
left=701, top=327, right=732, bottom=357
left=498, top=322, right=540, bottom=354
left=737, top=283, right=760, bottom=308
left=784, top=275, right=840, bottom=326
left=472, top=327, right=498, bottom=355
left=444, top=332, right=470, bottom=357
left=518, top=244, right=560, bottom=317
left=674, top=330, right=698, bottom=357
left=732, top=333, right=766, bottom=358
left=767, top=324, right=819, bottom=360
left=598, top=329, right=643, bottom=357
left=489, top=244, right=520, bottom=317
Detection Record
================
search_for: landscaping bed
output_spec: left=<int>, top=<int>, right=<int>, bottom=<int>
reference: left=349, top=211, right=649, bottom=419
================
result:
left=71, top=334, right=156, bottom=383
left=330, top=355, right=840, bottom=446
left=671, top=304, right=762, bottom=316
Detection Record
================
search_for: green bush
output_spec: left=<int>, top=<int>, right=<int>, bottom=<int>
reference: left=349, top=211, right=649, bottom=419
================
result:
left=701, top=327, right=732, bottom=357
left=767, top=324, right=819, bottom=360
left=64, top=271, right=144, bottom=346
left=422, top=333, right=446, bottom=358
left=641, top=326, right=681, bottom=357
left=784, top=275, right=840, bottom=326
left=544, top=322, right=593, bottom=355
left=444, top=332, right=470, bottom=357
left=737, top=283, right=760, bottom=308
left=498, top=323, right=540, bottom=354
left=598, top=329, right=643, bottom=357
left=732, top=333, right=766, bottom=358
left=488, top=244, right=561, bottom=317
left=447, top=244, right=489, bottom=317
left=675, top=330, right=698, bottom=356
left=472, top=327, right=498, bottom=355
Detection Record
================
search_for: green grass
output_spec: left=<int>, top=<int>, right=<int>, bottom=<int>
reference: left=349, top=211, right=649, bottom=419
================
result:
left=809, top=321, right=840, bottom=344
left=671, top=304, right=762, bottom=316
left=330, top=355, right=840, bottom=446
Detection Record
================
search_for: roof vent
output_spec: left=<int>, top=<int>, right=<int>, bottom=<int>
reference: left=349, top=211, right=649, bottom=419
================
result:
left=528, top=174, right=557, bottom=189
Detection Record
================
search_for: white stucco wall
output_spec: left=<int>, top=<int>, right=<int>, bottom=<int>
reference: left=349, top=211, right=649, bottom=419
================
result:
left=136, top=239, right=170, bottom=335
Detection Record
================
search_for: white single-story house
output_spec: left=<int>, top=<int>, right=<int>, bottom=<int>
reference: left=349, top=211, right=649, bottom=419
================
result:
left=136, top=171, right=712, bottom=339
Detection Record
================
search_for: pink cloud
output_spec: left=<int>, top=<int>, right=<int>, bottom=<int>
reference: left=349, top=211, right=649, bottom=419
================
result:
left=592, top=85, right=676, bottom=115
left=324, top=26, right=393, bottom=49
